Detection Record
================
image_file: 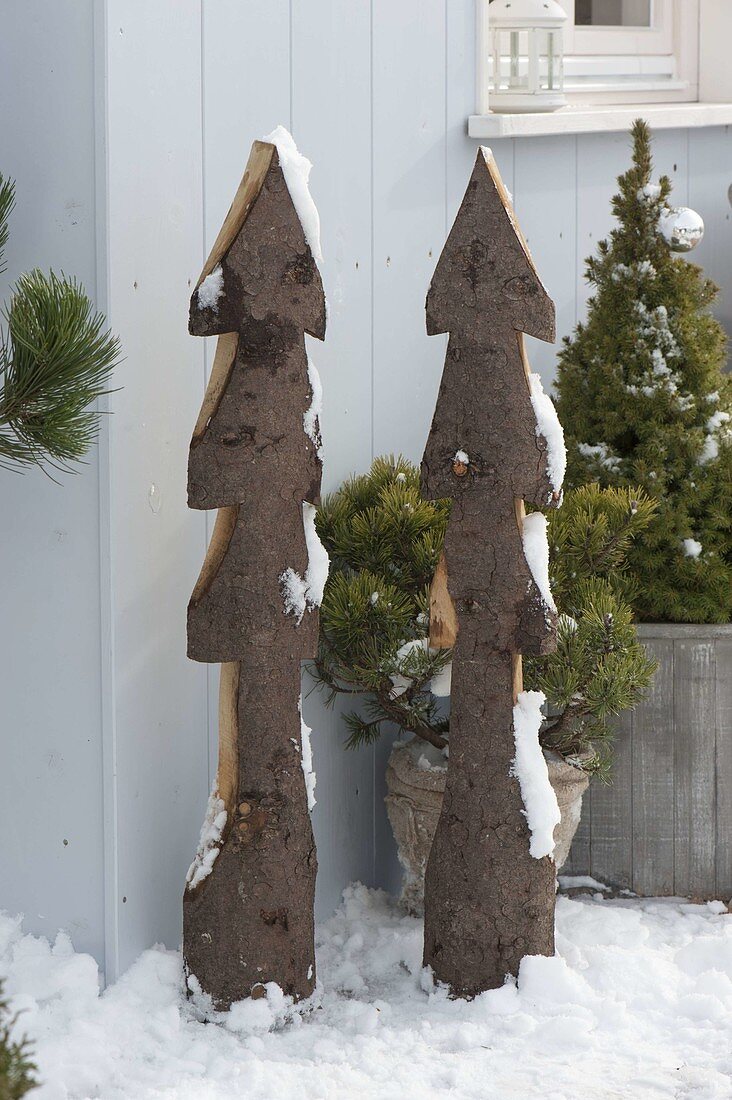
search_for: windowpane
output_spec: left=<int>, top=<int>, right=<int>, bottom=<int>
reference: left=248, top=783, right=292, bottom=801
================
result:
left=575, top=0, right=652, bottom=26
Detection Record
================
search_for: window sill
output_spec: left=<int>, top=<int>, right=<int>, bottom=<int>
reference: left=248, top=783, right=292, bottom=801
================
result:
left=468, top=101, right=732, bottom=138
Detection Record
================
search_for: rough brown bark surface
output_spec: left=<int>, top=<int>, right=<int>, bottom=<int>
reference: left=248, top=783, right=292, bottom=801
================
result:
left=421, top=149, right=560, bottom=997
left=183, top=141, right=324, bottom=1010
left=183, top=661, right=317, bottom=1010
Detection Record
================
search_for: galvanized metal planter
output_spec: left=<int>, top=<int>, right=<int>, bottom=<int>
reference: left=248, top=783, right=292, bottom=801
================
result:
left=565, top=624, right=732, bottom=899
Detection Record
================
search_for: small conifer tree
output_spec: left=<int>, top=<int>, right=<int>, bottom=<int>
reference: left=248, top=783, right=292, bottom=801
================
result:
left=555, top=120, right=732, bottom=623
left=0, top=981, right=36, bottom=1100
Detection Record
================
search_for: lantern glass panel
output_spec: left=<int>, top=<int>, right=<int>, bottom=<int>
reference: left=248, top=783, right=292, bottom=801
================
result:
left=538, top=31, right=563, bottom=91
left=495, top=29, right=530, bottom=91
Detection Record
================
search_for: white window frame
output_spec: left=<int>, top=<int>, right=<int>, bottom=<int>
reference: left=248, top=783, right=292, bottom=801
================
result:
left=471, top=1, right=732, bottom=136
left=565, top=0, right=673, bottom=57
left=561, top=0, right=700, bottom=105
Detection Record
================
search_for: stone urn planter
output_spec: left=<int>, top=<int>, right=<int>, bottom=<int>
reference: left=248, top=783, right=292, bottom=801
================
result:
left=385, top=737, right=590, bottom=915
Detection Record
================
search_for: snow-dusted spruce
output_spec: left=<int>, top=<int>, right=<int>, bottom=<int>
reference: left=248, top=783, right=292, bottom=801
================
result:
left=418, top=147, right=562, bottom=997
left=555, top=120, right=732, bottom=623
left=184, top=130, right=327, bottom=1011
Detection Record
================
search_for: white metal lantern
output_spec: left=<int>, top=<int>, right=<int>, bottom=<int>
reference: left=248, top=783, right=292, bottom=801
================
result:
left=488, top=0, right=568, bottom=114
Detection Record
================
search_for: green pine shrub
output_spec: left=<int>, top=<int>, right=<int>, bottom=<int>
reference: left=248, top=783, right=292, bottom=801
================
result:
left=554, top=120, right=732, bottom=623
left=0, top=982, right=36, bottom=1100
left=0, top=174, right=120, bottom=473
left=314, top=457, right=657, bottom=779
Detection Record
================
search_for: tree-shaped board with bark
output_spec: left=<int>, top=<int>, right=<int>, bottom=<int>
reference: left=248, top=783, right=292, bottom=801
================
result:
left=421, top=148, right=564, bottom=996
left=183, top=134, right=327, bottom=1011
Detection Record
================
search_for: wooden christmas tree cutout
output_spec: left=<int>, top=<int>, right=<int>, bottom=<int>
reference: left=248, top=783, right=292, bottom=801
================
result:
left=183, top=137, right=326, bottom=1011
left=421, top=147, right=562, bottom=997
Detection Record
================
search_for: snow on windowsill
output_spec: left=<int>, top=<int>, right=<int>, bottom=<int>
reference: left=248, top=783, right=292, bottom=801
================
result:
left=468, top=102, right=732, bottom=139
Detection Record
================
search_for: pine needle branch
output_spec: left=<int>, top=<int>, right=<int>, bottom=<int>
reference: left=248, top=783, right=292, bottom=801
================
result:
left=0, top=173, right=121, bottom=474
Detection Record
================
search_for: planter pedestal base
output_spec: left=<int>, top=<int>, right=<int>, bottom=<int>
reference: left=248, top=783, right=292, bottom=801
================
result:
left=385, top=738, right=590, bottom=915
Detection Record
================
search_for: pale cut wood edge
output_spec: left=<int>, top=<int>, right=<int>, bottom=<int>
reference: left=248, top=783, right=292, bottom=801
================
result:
left=517, top=332, right=533, bottom=392
left=189, top=505, right=239, bottom=607
left=195, top=140, right=276, bottom=290
left=428, top=552, right=459, bottom=649
left=512, top=497, right=527, bottom=705
left=479, top=147, right=550, bottom=306
left=216, top=662, right=240, bottom=812
left=191, top=332, right=239, bottom=446
left=512, top=654, right=524, bottom=705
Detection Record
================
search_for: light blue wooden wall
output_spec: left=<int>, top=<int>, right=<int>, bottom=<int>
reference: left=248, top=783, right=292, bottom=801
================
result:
left=0, top=0, right=730, bottom=980
left=0, top=0, right=105, bottom=965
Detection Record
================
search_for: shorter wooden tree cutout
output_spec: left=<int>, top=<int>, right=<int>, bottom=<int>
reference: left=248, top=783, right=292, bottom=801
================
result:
left=421, top=148, right=565, bottom=997
left=183, top=133, right=327, bottom=1011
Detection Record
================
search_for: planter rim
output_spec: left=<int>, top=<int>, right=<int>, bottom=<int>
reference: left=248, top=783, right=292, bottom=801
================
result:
left=635, top=622, right=732, bottom=638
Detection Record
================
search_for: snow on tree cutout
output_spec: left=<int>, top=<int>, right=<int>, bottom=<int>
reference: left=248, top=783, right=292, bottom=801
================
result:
left=183, top=130, right=327, bottom=1012
left=421, top=147, right=565, bottom=997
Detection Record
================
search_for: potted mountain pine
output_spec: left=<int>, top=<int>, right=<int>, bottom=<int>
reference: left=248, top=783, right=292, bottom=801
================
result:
left=314, top=457, right=656, bottom=911
left=554, top=121, right=732, bottom=895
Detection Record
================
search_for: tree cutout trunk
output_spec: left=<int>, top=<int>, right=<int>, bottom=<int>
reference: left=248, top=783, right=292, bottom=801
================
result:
left=182, top=138, right=326, bottom=1011
left=421, top=148, right=561, bottom=997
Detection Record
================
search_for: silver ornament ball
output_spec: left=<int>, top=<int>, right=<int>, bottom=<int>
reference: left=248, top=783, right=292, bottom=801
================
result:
left=660, top=206, right=705, bottom=253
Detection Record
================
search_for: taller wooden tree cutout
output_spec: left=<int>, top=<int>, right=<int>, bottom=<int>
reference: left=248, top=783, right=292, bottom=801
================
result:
left=422, top=148, right=562, bottom=997
left=183, top=136, right=326, bottom=1011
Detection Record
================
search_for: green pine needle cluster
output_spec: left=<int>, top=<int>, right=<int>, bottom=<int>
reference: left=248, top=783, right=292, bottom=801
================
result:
left=315, top=456, right=451, bottom=750
left=314, top=458, right=657, bottom=778
left=0, top=174, right=121, bottom=474
left=555, top=120, right=732, bottom=623
left=0, top=982, right=36, bottom=1100
left=526, top=484, right=658, bottom=774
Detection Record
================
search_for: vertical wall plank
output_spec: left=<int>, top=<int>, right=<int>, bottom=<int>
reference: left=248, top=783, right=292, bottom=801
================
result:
left=446, top=0, right=483, bottom=215
left=369, top=0, right=448, bottom=898
left=651, top=127, right=689, bottom=205
left=291, top=0, right=377, bottom=912
left=202, top=0, right=291, bottom=247
left=105, top=0, right=208, bottom=978
left=291, top=0, right=373, bottom=489
left=575, top=131, right=630, bottom=321
left=372, top=0, right=448, bottom=464
left=688, top=126, right=732, bottom=353
left=589, top=709, right=634, bottom=890
left=715, top=636, right=732, bottom=897
left=674, top=640, right=717, bottom=897
left=514, top=136, right=577, bottom=390
left=632, top=639, right=675, bottom=896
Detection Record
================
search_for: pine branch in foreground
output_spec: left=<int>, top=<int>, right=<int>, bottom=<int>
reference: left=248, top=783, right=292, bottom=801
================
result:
left=0, top=981, right=37, bottom=1100
left=0, top=173, right=121, bottom=474
left=0, top=271, right=120, bottom=472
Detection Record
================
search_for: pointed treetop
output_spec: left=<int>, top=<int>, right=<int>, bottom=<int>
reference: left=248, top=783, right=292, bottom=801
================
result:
left=189, top=137, right=326, bottom=341
left=426, top=147, right=554, bottom=343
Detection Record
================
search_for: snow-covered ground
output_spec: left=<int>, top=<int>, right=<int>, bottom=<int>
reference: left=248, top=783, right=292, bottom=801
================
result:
left=2, top=886, right=731, bottom=1099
